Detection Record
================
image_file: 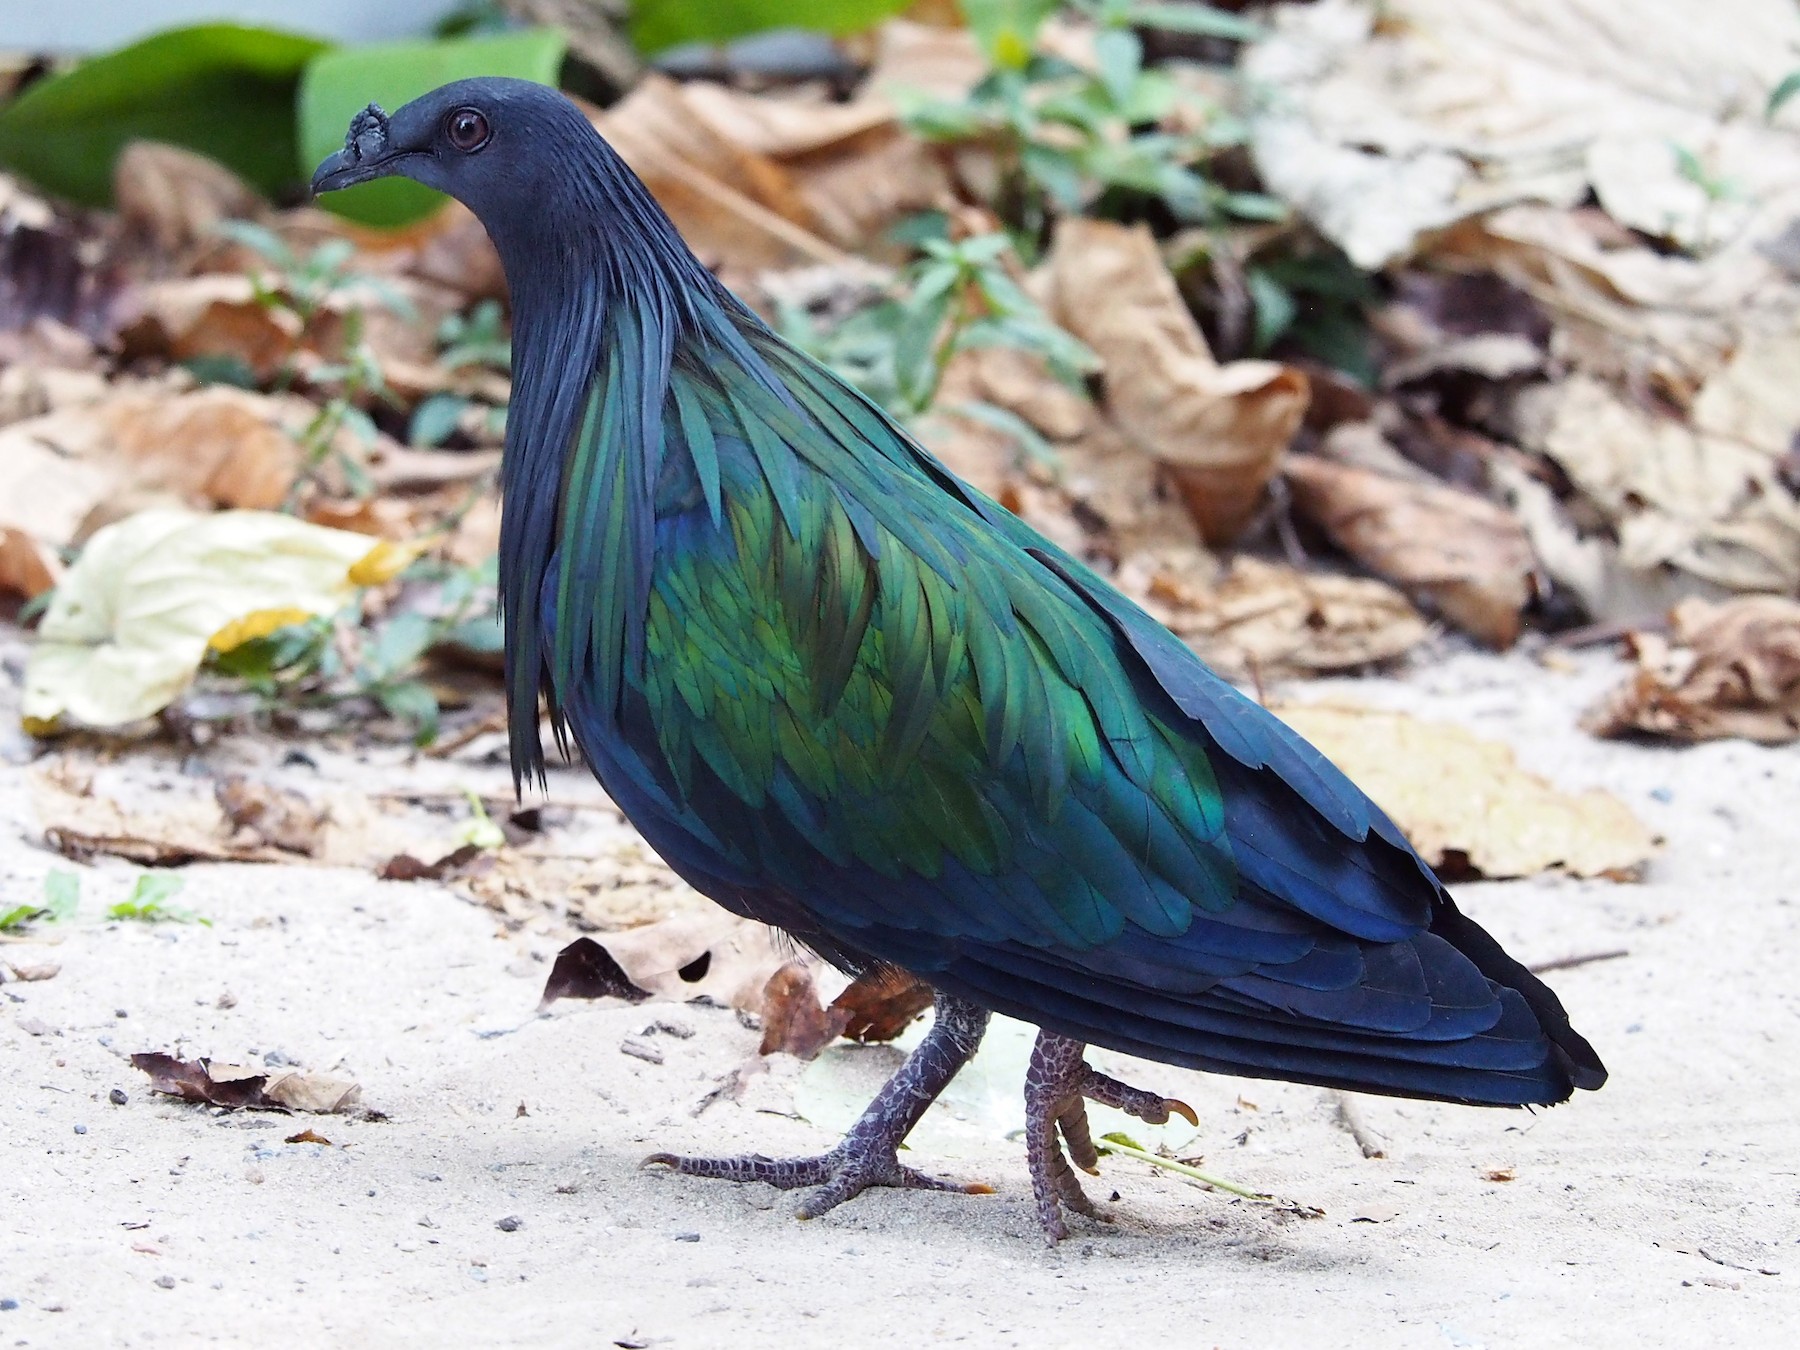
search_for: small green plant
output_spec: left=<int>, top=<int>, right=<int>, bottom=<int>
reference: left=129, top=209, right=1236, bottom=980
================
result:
left=108, top=874, right=209, bottom=926
left=409, top=298, right=512, bottom=447
left=213, top=220, right=416, bottom=502
left=0, top=869, right=80, bottom=931
left=454, top=788, right=507, bottom=850
left=1242, top=245, right=1380, bottom=383
left=779, top=228, right=1096, bottom=466
left=902, top=2, right=1278, bottom=243
left=1768, top=71, right=1800, bottom=120
left=204, top=551, right=499, bottom=745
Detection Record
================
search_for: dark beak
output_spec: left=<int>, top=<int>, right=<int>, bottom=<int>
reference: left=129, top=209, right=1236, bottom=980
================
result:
left=309, top=102, right=408, bottom=197
left=311, top=147, right=385, bottom=195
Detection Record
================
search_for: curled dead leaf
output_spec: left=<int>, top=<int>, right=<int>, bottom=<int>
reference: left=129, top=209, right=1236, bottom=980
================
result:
left=1135, top=553, right=1428, bottom=679
left=1043, top=218, right=1308, bottom=543
left=540, top=936, right=653, bottom=1008
left=542, top=911, right=790, bottom=1015
left=0, top=527, right=59, bottom=599
left=113, top=142, right=266, bottom=260
left=758, top=961, right=850, bottom=1060
left=830, top=967, right=934, bottom=1044
left=1274, top=701, right=1656, bottom=880
left=119, top=274, right=302, bottom=382
left=1583, top=595, right=1800, bottom=744
left=130, top=1052, right=361, bottom=1114
left=595, top=78, right=845, bottom=274
left=1285, top=454, right=1535, bottom=647
left=1517, top=369, right=1800, bottom=596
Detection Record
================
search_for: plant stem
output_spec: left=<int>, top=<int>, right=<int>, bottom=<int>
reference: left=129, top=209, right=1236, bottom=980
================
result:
left=1098, top=1138, right=1272, bottom=1201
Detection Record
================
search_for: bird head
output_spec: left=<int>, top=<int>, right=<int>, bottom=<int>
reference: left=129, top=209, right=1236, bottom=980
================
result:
left=310, top=77, right=599, bottom=228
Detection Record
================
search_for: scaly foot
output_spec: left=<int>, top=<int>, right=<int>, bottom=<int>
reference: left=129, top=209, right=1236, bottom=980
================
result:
left=1024, top=1031, right=1198, bottom=1244
left=646, top=992, right=992, bottom=1220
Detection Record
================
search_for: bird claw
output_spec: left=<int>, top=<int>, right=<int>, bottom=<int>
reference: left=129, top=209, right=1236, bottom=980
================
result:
left=644, top=1146, right=984, bottom=1220
left=1024, top=1031, right=1201, bottom=1245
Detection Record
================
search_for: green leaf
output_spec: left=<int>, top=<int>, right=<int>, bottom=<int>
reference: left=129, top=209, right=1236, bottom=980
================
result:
left=410, top=392, right=469, bottom=447
left=0, top=24, right=330, bottom=206
left=1770, top=71, right=1800, bottom=120
left=0, top=905, right=43, bottom=932
left=377, top=680, right=440, bottom=744
left=1246, top=266, right=1297, bottom=353
left=944, top=399, right=1060, bottom=472
left=43, top=870, right=80, bottom=922
left=1221, top=191, right=1289, bottom=222
left=1093, top=28, right=1143, bottom=110
left=894, top=289, right=954, bottom=411
left=628, top=0, right=911, bottom=54
left=960, top=0, right=1060, bottom=68
left=131, top=873, right=186, bottom=909
left=297, top=28, right=567, bottom=228
left=365, top=611, right=437, bottom=680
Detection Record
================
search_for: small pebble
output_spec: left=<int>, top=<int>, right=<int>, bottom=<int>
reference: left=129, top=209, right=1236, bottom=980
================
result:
left=115, top=1009, right=128, bottom=1019
left=674, top=1232, right=700, bottom=1243
left=496, top=1215, right=523, bottom=1233
left=73, top=1124, right=87, bottom=1135
left=154, top=1275, right=176, bottom=1290
left=109, top=1088, right=128, bottom=1106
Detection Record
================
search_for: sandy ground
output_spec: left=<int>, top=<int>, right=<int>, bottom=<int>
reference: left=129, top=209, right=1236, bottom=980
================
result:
left=2, top=638, right=1797, bottom=1349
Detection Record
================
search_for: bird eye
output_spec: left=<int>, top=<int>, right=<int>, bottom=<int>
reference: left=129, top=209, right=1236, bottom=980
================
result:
left=446, top=108, right=490, bottom=153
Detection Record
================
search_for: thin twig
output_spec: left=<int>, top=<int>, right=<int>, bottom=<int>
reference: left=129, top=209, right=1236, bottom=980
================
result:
left=1527, top=948, right=1629, bottom=975
left=1330, top=1091, right=1387, bottom=1159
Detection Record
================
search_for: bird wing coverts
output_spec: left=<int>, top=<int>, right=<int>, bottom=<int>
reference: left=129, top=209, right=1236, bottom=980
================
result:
left=532, top=292, right=1604, bottom=1107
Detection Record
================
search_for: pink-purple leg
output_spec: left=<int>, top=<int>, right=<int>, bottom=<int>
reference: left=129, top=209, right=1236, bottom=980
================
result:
left=1023, top=1030, right=1199, bottom=1244
left=646, top=993, right=992, bottom=1219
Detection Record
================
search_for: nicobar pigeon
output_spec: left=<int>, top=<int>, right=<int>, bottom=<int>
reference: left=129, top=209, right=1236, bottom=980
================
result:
left=314, top=80, right=1606, bottom=1244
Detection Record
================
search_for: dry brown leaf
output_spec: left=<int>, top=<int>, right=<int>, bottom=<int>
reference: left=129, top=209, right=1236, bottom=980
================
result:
left=595, top=78, right=845, bottom=273
left=1285, top=454, right=1535, bottom=647
left=863, top=20, right=988, bottom=102
left=214, top=776, right=328, bottom=856
left=545, top=911, right=792, bottom=1016
left=830, top=967, right=933, bottom=1044
left=1583, top=595, right=1800, bottom=743
left=1274, top=701, right=1657, bottom=879
left=757, top=961, right=850, bottom=1060
left=678, top=82, right=947, bottom=249
left=1489, top=458, right=1721, bottom=629
left=262, top=1069, right=362, bottom=1114
left=131, top=1052, right=361, bottom=1114
left=1138, top=554, right=1429, bottom=678
left=118, top=275, right=302, bottom=381
left=400, top=201, right=508, bottom=302
left=0, top=383, right=301, bottom=565
left=0, top=528, right=59, bottom=598
left=539, top=937, right=653, bottom=1008
left=1247, top=0, right=1800, bottom=267
left=1515, top=374, right=1800, bottom=595
left=0, top=362, right=109, bottom=429
left=113, top=141, right=266, bottom=260
left=1043, top=218, right=1308, bottom=544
